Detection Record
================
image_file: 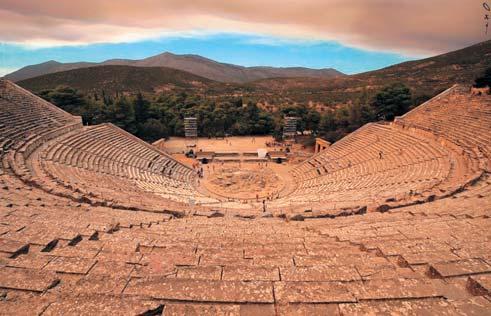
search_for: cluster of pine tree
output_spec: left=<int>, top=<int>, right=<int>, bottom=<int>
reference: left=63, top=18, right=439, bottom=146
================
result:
left=38, top=82, right=416, bottom=144
left=38, top=87, right=277, bottom=142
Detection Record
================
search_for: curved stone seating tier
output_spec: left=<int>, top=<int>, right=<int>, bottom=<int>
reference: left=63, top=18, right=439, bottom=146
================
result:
left=268, top=123, right=464, bottom=212
left=31, top=124, right=217, bottom=209
left=38, top=160, right=201, bottom=211
left=395, top=85, right=491, bottom=172
left=0, top=80, right=82, bottom=164
left=41, top=124, right=195, bottom=183
left=0, top=81, right=78, bottom=135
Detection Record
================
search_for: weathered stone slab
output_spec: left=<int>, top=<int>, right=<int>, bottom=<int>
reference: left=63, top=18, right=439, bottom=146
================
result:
left=6, top=253, right=52, bottom=269
left=356, top=263, right=422, bottom=280
left=0, top=267, right=59, bottom=292
left=454, top=244, right=491, bottom=261
left=305, top=246, right=363, bottom=257
left=377, top=241, right=452, bottom=257
left=402, top=251, right=460, bottom=265
left=355, top=278, right=445, bottom=300
left=274, top=281, right=356, bottom=303
left=244, top=243, right=306, bottom=257
left=200, top=254, right=252, bottom=266
left=134, top=251, right=199, bottom=277
left=69, top=274, right=128, bottom=295
left=132, top=262, right=176, bottom=278
left=141, top=251, right=198, bottom=267
left=253, top=255, right=294, bottom=267
left=437, top=277, right=475, bottom=300
left=42, top=295, right=161, bottom=316
left=0, top=296, right=51, bottom=315
left=294, top=254, right=388, bottom=267
left=280, top=266, right=360, bottom=282
left=49, top=245, right=99, bottom=259
left=125, top=278, right=274, bottom=303
left=176, top=266, right=222, bottom=280
left=100, top=240, right=140, bottom=253
left=339, top=299, right=456, bottom=315
left=0, top=238, right=28, bottom=255
left=467, top=274, right=491, bottom=295
left=89, top=260, right=135, bottom=277
left=163, top=303, right=240, bottom=316
left=153, top=244, right=197, bottom=255
left=238, top=304, right=276, bottom=316
left=0, top=226, right=11, bottom=236
left=196, top=246, right=243, bottom=257
left=277, top=303, right=340, bottom=316
left=44, top=256, right=96, bottom=274
left=163, top=303, right=276, bottom=316
left=95, top=250, right=142, bottom=264
left=450, top=297, right=491, bottom=315
left=222, top=266, right=279, bottom=281
left=430, top=259, right=491, bottom=277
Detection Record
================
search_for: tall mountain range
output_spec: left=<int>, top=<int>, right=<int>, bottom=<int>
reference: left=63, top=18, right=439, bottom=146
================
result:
left=4, top=52, right=345, bottom=83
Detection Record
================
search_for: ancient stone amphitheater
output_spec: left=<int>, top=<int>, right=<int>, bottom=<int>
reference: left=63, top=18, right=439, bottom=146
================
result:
left=0, top=78, right=490, bottom=315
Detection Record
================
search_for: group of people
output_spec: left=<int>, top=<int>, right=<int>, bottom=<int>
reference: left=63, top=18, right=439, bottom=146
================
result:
left=192, top=162, right=204, bottom=178
left=265, top=141, right=283, bottom=147
left=255, top=191, right=280, bottom=202
left=257, top=161, right=268, bottom=168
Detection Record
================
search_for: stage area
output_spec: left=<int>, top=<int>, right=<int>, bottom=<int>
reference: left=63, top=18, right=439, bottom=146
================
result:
left=200, top=162, right=292, bottom=200
left=156, top=135, right=313, bottom=204
left=158, top=136, right=281, bottom=154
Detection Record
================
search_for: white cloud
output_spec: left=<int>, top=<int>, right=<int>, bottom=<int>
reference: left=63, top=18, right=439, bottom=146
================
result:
left=0, top=67, right=18, bottom=77
left=0, top=1, right=486, bottom=55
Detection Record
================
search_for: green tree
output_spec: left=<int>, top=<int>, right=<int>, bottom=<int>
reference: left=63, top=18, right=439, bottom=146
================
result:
left=254, top=112, right=274, bottom=135
left=81, top=100, right=107, bottom=125
left=335, top=107, right=350, bottom=129
left=39, top=86, right=85, bottom=113
left=372, top=83, right=412, bottom=121
left=305, top=109, right=321, bottom=134
left=411, top=94, right=432, bottom=109
left=474, top=67, right=491, bottom=88
left=348, top=102, right=374, bottom=130
left=319, top=110, right=337, bottom=134
left=133, top=92, right=150, bottom=123
left=138, top=118, right=168, bottom=142
left=360, top=104, right=375, bottom=125
left=109, top=97, right=137, bottom=134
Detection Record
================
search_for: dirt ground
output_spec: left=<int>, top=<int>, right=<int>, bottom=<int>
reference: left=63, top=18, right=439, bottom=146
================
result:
left=199, top=161, right=293, bottom=200
left=159, top=136, right=283, bottom=154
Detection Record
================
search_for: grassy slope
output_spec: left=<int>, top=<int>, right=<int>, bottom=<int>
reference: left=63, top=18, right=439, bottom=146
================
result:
left=248, top=40, right=491, bottom=104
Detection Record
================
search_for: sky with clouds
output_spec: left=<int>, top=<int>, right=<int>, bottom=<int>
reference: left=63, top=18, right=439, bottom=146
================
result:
left=0, top=0, right=488, bottom=76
